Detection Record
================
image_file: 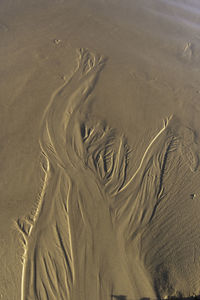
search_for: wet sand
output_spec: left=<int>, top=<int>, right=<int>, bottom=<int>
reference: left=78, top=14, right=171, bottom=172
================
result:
left=1, top=0, right=200, bottom=299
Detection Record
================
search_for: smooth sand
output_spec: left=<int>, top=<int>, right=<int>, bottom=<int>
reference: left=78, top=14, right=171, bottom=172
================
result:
left=1, top=0, right=200, bottom=299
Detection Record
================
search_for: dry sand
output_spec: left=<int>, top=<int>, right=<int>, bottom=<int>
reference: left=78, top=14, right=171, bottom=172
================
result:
left=1, top=0, right=200, bottom=299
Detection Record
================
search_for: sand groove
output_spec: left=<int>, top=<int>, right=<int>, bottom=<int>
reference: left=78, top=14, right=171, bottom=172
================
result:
left=17, top=49, right=199, bottom=300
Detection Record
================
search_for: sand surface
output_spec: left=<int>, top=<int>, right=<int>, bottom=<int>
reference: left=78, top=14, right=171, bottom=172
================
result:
left=1, top=0, right=200, bottom=299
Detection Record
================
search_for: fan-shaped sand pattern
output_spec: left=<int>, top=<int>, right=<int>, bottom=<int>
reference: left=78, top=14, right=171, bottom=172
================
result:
left=17, top=49, right=199, bottom=300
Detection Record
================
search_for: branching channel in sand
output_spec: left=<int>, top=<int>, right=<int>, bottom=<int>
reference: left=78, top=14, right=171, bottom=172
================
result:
left=16, top=48, right=199, bottom=300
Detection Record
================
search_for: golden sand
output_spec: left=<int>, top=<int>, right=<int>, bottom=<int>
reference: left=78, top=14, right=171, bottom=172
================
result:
left=1, top=1, right=200, bottom=299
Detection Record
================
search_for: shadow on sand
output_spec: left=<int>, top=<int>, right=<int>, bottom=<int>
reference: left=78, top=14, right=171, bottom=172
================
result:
left=111, top=295, right=127, bottom=300
left=140, top=296, right=200, bottom=300
left=110, top=296, right=200, bottom=300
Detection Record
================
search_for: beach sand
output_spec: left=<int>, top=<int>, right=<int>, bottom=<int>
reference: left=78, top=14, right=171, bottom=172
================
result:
left=1, top=0, right=200, bottom=299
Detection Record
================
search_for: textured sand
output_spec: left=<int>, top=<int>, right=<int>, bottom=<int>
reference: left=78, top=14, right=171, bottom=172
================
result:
left=1, top=0, right=200, bottom=299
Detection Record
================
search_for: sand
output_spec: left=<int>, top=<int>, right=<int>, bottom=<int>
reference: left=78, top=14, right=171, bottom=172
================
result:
left=1, top=0, right=200, bottom=299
